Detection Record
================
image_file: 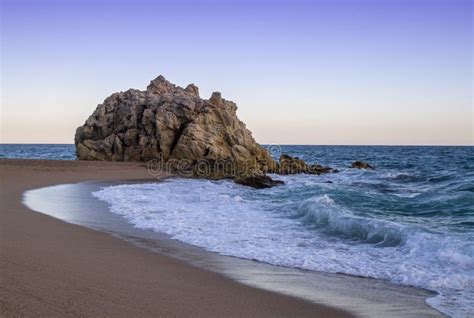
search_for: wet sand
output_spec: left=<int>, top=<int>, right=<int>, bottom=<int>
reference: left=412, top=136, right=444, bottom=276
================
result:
left=0, top=159, right=351, bottom=317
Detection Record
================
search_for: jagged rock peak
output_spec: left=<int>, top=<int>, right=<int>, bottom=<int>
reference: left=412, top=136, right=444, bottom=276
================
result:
left=146, top=75, right=181, bottom=94
left=146, top=75, right=202, bottom=99
left=185, top=83, right=199, bottom=97
left=209, top=91, right=223, bottom=106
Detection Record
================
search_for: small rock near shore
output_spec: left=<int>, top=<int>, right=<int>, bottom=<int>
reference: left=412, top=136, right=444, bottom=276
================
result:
left=350, top=161, right=374, bottom=169
left=235, top=175, right=284, bottom=189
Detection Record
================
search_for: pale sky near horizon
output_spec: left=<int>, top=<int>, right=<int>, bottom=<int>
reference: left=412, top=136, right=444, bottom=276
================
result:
left=1, top=0, right=472, bottom=145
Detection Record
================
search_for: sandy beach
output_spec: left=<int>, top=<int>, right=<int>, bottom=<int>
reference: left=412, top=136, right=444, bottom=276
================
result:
left=0, top=159, right=351, bottom=317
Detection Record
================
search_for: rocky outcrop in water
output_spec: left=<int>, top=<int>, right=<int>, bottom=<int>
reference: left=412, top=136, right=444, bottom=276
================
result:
left=75, top=75, right=276, bottom=181
left=235, top=175, right=285, bottom=189
left=279, top=154, right=334, bottom=175
left=75, top=75, right=342, bottom=187
left=350, top=161, right=374, bottom=170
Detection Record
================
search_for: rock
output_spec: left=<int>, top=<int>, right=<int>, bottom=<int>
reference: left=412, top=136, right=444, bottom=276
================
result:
left=235, top=175, right=284, bottom=189
left=278, top=154, right=333, bottom=175
left=351, top=161, right=374, bottom=170
left=184, top=84, right=199, bottom=97
left=279, top=154, right=309, bottom=174
left=146, top=75, right=179, bottom=95
left=75, top=75, right=345, bottom=186
left=209, top=92, right=223, bottom=107
left=308, top=164, right=333, bottom=174
left=75, top=75, right=276, bottom=179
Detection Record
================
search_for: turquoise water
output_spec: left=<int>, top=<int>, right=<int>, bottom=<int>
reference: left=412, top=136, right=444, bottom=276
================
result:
left=3, top=144, right=473, bottom=317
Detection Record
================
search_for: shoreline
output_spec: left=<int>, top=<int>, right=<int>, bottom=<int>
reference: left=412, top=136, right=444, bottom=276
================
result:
left=0, top=159, right=350, bottom=317
left=23, top=179, right=443, bottom=318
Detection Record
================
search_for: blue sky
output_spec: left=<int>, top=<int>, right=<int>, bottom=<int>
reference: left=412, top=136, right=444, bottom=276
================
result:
left=1, top=0, right=472, bottom=144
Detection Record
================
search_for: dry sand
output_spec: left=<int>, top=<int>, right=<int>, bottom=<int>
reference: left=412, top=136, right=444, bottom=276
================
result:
left=0, top=159, right=351, bottom=317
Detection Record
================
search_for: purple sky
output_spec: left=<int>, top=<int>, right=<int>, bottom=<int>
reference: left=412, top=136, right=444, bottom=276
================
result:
left=1, top=0, right=472, bottom=144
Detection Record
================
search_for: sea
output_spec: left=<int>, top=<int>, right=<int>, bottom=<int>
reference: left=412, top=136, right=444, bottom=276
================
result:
left=3, top=144, right=473, bottom=317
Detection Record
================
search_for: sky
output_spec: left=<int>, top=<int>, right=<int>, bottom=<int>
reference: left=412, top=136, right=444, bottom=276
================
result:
left=1, top=0, right=472, bottom=145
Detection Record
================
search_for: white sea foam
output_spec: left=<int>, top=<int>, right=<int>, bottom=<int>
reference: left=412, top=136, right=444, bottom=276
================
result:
left=93, top=176, right=474, bottom=318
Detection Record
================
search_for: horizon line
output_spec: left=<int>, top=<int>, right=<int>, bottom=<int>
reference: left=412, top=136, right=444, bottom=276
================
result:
left=1, top=142, right=473, bottom=147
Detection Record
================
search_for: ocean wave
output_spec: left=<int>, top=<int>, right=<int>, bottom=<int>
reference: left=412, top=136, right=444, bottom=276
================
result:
left=295, top=195, right=404, bottom=246
left=93, top=176, right=474, bottom=318
left=382, top=172, right=425, bottom=183
left=456, top=185, right=474, bottom=193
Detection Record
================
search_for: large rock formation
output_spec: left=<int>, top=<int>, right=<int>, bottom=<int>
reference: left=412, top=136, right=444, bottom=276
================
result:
left=75, top=75, right=276, bottom=179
